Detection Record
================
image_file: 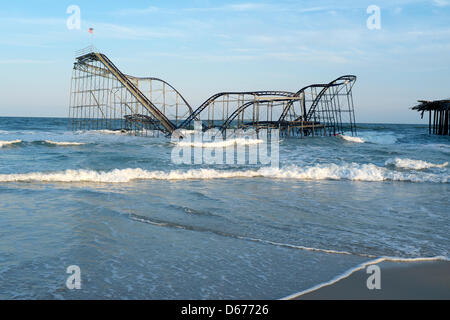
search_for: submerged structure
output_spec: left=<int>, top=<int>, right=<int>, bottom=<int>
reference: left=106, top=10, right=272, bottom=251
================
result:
left=412, top=99, right=450, bottom=136
left=69, top=47, right=357, bottom=138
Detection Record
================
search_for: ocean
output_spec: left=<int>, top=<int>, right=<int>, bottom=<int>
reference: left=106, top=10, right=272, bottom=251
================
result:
left=0, top=117, right=448, bottom=299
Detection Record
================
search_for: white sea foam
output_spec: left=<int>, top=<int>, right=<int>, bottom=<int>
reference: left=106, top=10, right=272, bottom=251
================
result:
left=282, top=255, right=449, bottom=300
left=0, top=140, right=22, bottom=148
left=241, top=236, right=375, bottom=257
left=174, top=138, right=264, bottom=148
left=44, top=140, right=86, bottom=146
left=339, top=135, right=365, bottom=143
left=85, top=129, right=129, bottom=135
left=78, top=129, right=162, bottom=137
left=0, top=163, right=447, bottom=183
left=386, top=158, right=448, bottom=170
left=177, top=129, right=195, bottom=135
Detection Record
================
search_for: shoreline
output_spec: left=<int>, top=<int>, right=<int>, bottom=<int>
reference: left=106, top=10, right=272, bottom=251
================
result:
left=285, top=259, right=450, bottom=300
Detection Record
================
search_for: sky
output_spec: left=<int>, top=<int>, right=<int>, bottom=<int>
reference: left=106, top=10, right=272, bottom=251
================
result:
left=0, top=0, right=449, bottom=123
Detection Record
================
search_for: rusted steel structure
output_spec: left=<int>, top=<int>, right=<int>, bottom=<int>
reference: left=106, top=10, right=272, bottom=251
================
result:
left=69, top=47, right=357, bottom=138
left=412, top=99, right=450, bottom=136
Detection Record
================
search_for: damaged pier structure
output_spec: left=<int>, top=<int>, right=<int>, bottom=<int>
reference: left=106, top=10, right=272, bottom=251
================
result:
left=69, top=47, right=357, bottom=138
left=412, top=99, right=450, bottom=136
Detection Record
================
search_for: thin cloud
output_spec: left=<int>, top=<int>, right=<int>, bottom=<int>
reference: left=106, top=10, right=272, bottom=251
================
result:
left=112, top=6, right=159, bottom=16
left=432, top=0, right=449, bottom=7
left=108, top=3, right=335, bottom=16
left=185, top=3, right=330, bottom=13
left=0, top=59, right=53, bottom=64
left=90, top=22, right=185, bottom=40
left=298, top=6, right=331, bottom=13
left=0, top=17, right=64, bottom=25
left=226, top=3, right=268, bottom=11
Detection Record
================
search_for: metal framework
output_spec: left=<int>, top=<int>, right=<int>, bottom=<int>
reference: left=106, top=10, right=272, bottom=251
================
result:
left=69, top=47, right=357, bottom=138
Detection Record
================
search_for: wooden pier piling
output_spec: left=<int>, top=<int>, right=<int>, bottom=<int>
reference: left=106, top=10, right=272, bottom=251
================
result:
left=412, top=100, right=450, bottom=136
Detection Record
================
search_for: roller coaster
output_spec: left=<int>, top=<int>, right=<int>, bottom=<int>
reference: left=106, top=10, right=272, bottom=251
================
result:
left=69, top=47, right=357, bottom=138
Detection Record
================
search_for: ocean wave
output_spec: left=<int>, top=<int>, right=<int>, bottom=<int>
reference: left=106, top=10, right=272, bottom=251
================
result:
left=130, top=213, right=368, bottom=257
left=177, top=129, right=195, bottom=135
left=420, top=143, right=450, bottom=153
left=80, top=129, right=162, bottom=136
left=131, top=218, right=379, bottom=259
left=339, top=135, right=365, bottom=143
left=44, top=140, right=86, bottom=146
left=174, top=138, right=264, bottom=148
left=356, top=131, right=399, bottom=144
left=78, top=129, right=129, bottom=135
left=0, top=163, right=448, bottom=183
left=386, top=158, right=448, bottom=170
left=0, top=140, right=22, bottom=148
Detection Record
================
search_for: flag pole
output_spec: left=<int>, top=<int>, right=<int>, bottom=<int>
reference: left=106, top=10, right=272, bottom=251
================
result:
left=89, top=28, right=94, bottom=51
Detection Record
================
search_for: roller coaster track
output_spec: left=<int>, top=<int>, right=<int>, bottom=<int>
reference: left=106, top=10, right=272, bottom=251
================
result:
left=304, top=75, right=356, bottom=121
left=177, top=91, right=296, bottom=129
left=126, top=76, right=195, bottom=116
left=70, top=48, right=357, bottom=137
left=90, top=52, right=177, bottom=134
left=278, top=84, right=328, bottom=122
left=220, top=97, right=300, bottom=133
left=73, top=60, right=194, bottom=127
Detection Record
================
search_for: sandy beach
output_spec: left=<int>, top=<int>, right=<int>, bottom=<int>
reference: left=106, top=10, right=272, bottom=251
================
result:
left=288, top=260, right=450, bottom=300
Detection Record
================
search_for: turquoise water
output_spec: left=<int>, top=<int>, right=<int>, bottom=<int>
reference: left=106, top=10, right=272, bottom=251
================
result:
left=0, top=117, right=448, bottom=299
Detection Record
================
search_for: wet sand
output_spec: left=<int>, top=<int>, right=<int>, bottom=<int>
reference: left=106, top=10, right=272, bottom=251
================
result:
left=287, top=260, right=450, bottom=300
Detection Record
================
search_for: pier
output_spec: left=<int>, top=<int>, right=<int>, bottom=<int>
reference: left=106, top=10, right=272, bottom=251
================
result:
left=412, top=100, right=450, bottom=136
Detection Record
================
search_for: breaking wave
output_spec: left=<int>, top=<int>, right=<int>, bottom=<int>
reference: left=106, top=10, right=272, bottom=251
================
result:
left=357, top=131, right=399, bottom=144
left=174, top=138, right=264, bottom=148
left=0, top=163, right=448, bottom=183
left=339, top=135, right=365, bottom=143
left=78, top=129, right=130, bottom=135
left=80, top=129, right=162, bottom=136
left=0, top=140, right=22, bottom=148
left=44, top=140, right=86, bottom=146
left=386, top=158, right=448, bottom=170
